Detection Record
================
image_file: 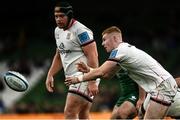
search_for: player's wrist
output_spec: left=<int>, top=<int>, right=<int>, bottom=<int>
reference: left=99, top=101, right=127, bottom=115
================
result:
left=77, top=75, right=83, bottom=82
left=89, top=67, right=94, bottom=72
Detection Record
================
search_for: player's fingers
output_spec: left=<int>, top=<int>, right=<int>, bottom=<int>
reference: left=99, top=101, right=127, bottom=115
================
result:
left=89, top=92, right=93, bottom=97
left=45, top=81, right=50, bottom=90
left=87, top=89, right=93, bottom=97
left=50, top=79, right=54, bottom=88
left=75, top=62, right=83, bottom=67
left=64, top=81, right=71, bottom=86
left=46, top=83, right=53, bottom=92
left=92, top=90, right=98, bottom=96
left=88, top=89, right=98, bottom=96
left=65, top=78, right=72, bottom=85
left=49, top=87, right=54, bottom=92
left=46, top=77, right=54, bottom=92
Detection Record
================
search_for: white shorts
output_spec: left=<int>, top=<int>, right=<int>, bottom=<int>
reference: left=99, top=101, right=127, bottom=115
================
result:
left=67, top=72, right=100, bottom=102
left=167, top=88, right=180, bottom=117
left=143, top=88, right=180, bottom=117
left=149, top=77, right=178, bottom=105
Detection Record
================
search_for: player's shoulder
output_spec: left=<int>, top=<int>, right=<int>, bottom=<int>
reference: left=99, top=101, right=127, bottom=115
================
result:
left=117, top=42, right=129, bottom=51
left=72, top=21, right=92, bottom=33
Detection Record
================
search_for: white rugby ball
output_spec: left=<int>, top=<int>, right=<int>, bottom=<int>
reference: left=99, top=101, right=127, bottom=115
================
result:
left=4, top=71, right=29, bottom=92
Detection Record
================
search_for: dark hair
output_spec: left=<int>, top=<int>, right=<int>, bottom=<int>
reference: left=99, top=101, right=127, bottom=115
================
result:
left=54, top=0, right=73, bottom=19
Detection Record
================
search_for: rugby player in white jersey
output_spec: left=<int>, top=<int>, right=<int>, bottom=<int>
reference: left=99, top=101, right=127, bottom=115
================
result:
left=65, top=26, right=178, bottom=119
left=45, top=1, right=100, bottom=119
left=138, top=77, right=180, bottom=119
left=139, top=87, right=180, bottom=119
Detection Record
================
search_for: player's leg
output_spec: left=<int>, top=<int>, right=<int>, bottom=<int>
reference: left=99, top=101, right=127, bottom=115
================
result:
left=144, top=99, right=169, bottom=119
left=144, top=77, right=177, bottom=119
left=111, top=105, right=119, bottom=119
left=64, top=93, right=81, bottom=119
left=111, top=101, right=137, bottom=119
left=167, top=88, right=180, bottom=118
left=140, top=90, right=180, bottom=119
left=65, top=80, right=96, bottom=119
left=111, top=93, right=139, bottom=119
left=64, top=93, right=93, bottom=119
left=78, top=101, right=92, bottom=119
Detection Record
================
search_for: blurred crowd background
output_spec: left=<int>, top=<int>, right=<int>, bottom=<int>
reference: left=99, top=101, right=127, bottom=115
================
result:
left=0, top=0, right=180, bottom=114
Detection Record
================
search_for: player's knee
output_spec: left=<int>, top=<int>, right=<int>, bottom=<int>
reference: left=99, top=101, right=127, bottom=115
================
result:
left=115, top=109, right=129, bottom=119
left=79, top=109, right=89, bottom=119
left=64, top=107, right=77, bottom=117
left=117, top=109, right=137, bottom=119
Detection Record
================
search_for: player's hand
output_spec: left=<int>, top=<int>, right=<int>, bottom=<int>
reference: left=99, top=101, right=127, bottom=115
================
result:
left=76, top=61, right=90, bottom=73
left=136, top=98, right=144, bottom=110
left=45, top=75, right=54, bottom=92
left=65, top=76, right=80, bottom=86
left=88, top=82, right=99, bottom=96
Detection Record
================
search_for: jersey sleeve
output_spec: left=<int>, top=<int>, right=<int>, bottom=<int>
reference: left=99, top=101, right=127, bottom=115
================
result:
left=108, top=48, right=126, bottom=63
left=76, top=27, right=94, bottom=46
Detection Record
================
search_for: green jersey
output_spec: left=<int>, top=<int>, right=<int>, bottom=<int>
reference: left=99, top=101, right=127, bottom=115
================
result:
left=115, top=68, right=139, bottom=106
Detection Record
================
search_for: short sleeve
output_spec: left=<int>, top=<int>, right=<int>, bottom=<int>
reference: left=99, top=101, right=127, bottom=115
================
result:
left=76, top=27, right=94, bottom=46
left=108, top=49, right=126, bottom=63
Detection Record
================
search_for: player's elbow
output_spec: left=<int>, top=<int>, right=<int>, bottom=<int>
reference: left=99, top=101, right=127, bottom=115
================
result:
left=97, top=69, right=111, bottom=80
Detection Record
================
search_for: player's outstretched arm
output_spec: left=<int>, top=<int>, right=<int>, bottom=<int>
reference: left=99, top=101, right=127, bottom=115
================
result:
left=65, top=61, right=120, bottom=85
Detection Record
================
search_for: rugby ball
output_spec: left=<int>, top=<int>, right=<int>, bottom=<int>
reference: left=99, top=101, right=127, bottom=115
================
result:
left=4, top=71, right=29, bottom=92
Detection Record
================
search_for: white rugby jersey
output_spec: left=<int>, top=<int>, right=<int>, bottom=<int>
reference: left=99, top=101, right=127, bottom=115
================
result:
left=55, top=20, right=94, bottom=76
left=108, top=42, right=172, bottom=92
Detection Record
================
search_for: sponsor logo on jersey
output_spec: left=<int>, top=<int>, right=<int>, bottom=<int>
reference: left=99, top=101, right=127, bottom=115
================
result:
left=58, top=43, right=71, bottom=54
left=78, top=32, right=90, bottom=44
left=109, top=50, right=118, bottom=58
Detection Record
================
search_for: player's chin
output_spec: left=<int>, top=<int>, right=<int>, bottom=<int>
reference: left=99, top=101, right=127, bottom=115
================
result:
left=57, top=24, right=64, bottom=28
left=105, top=48, right=111, bottom=53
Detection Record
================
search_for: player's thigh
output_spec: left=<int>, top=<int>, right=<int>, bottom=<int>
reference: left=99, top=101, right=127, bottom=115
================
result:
left=117, top=101, right=137, bottom=117
left=167, top=89, right=180, bottom=118
left=144, top=100, right=169, bottom=119
left=79, top=102, right=92, bottom=118
left=65, top=92, right=91, bottom=112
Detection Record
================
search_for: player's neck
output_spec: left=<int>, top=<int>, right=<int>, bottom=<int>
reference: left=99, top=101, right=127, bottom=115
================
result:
left=65, top=18, right=76, bottom=30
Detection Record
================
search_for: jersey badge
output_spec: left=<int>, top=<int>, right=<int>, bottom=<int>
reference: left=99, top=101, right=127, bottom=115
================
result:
left=109, top=50, right=118, bottom=58
left=78, top=32, right=90, bottom=44
left=66, top=33, right=71, bottom=40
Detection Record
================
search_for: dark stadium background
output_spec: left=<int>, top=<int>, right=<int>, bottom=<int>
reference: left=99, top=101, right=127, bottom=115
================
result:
left=0, top=0, right=180, bottom=113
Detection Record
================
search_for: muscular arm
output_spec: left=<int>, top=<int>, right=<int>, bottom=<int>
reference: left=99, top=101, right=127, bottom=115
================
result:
left=65, top=61, right=121, bottom=85
left=47, top=49, right=63, bottom=77
left=46, top=49, right=63, bottom=92
left=82, top=41, right=99, bottom=95
left=83, top=60, right=121, bottom=81
left=82, top=41, right=99, bottom=69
